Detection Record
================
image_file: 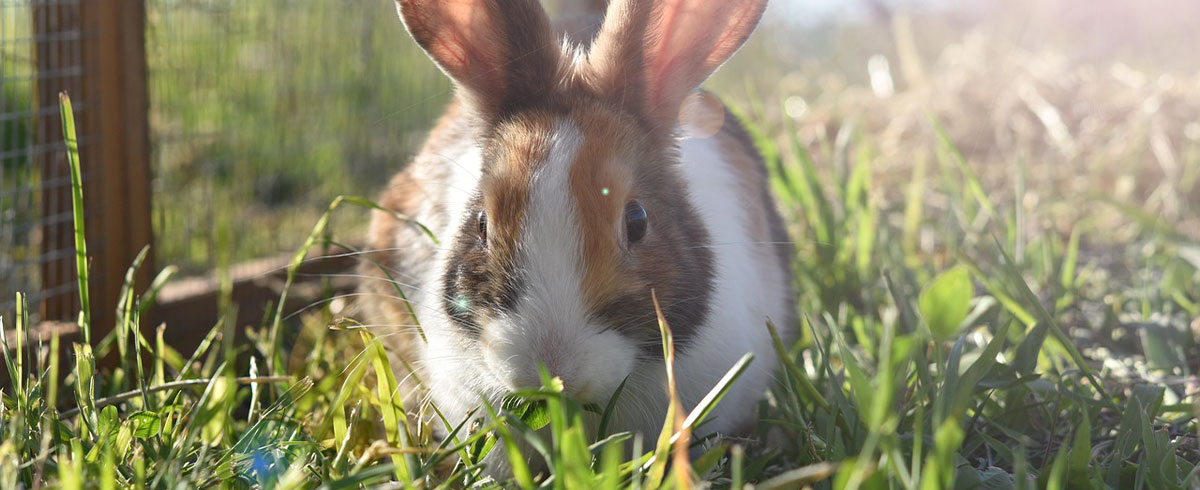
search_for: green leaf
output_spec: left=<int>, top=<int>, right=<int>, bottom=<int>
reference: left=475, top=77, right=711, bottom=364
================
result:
left=503, top=396, right=551, bottom=432
left=920, top=265, right=974, bottom=340
left=87, top=405, right=120, bottom=463
left=200, top=374, right=233, bottom=445
left=1068, top=411, right=1091, bottom=476
left=99, top=404, right=119, bottom=435
left=1136, top=322, right=1189, bottom=372
left=130, top=411, right=162, bottom=438
left=1012, top=321, right=1049, bottom=376
left=115, top=424, right=134, bottom=461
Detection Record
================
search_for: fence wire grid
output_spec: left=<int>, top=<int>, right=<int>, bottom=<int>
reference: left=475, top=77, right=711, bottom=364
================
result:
left=146, top=0, right=448, bottom=278
left=1, top=0, right=95, bottom=321
left=2, top=0, right=453, bottom=323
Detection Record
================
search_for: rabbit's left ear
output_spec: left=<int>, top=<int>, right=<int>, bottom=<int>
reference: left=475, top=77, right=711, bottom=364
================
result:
left=395, top=0, right=559, bottom=118
left=586, top=0, right=768, bottom=132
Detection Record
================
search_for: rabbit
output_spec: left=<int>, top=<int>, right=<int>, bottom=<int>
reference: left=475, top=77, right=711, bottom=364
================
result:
left=359, top=0, right=794, bottom=458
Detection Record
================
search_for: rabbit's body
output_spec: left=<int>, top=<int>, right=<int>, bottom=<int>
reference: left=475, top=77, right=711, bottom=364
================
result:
left=360, top=0, right=793, bottom=449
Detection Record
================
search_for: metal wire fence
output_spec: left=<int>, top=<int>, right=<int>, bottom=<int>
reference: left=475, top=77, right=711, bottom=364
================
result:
left=1, top=0, right=94, bottom=321
left=1, top=0, right=451, bottom=324
left=145, top=0, right=448, bottom=277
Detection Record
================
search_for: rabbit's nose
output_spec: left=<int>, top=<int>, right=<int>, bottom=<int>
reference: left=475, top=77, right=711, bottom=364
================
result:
left=510, top=354, right=591, bottom=396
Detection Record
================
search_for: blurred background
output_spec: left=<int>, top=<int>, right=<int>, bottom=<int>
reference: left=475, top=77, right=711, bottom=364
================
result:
left=1, top=0, right=1198, bottom=336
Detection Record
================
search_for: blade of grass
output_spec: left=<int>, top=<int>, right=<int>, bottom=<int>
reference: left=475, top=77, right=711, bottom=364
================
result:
left=59, top=376, right=290, bottom=418
left=646, top=290, right=691, bottom=490
left=930, top=115, right=998, bottom=224
left=360, top=330, right=418, bottom=485
left=482, top=400, right=536, bottom=490
left=767, top=318, right=829, bottom=412
left=990, top=236, right=1114, bottom=408
left=58, top=92, right=91, bottom=342
left=596, top=375, right=629, bottom=440
left=267, top=195, right=436, bottom=375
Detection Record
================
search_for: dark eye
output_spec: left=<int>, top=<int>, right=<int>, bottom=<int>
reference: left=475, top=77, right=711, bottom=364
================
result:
left=625, top=201, right=648, bottom=244
left=476, top=210, right=487, bottom=243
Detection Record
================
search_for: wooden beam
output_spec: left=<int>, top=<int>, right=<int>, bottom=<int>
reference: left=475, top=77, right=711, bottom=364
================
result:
left=148, top=248, right=358, bottom=355
left=86, top=0, right=155, bottom=340
left=4, top=248, right=356, bottom=389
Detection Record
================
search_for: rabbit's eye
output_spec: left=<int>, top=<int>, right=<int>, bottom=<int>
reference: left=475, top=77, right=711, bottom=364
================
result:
left=476, top=210, right=487, bottom=243
left=625, top=201, right=648, bottom=244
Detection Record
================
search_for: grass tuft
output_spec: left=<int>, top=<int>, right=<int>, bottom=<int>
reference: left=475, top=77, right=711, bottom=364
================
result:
left=3, top=60, right=1198, bottom=489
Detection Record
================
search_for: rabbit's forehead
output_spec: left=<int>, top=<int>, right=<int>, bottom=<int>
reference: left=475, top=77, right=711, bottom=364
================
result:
left=482, top=109, right=641, bottom=306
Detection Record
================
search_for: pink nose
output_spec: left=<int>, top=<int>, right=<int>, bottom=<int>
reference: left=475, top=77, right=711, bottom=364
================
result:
left=510, top=356, right=592, bottom=399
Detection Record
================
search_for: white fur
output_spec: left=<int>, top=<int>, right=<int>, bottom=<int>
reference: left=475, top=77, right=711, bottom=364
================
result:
left=411, top=121, right=788, bottom=448
left=420, top=120, right=638, bottom=427
left=414, top=142, right=498, bottom=421
left=671, top=134, right=790, bottom=431
left=602, top=134, right=791, bottom=439
left=483, top=120, right=636, bottom=402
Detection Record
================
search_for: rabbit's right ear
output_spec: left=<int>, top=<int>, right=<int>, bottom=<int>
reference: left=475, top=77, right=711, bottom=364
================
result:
left=396, top=0, right=559, bottom=118
left=586, top=0, right=768, bottom=135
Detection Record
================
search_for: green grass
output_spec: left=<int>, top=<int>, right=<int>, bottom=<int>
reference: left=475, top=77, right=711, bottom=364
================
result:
left=3, top=61, right=1200, bottom=489
left=2, top=4, right=44, bottom=314
left=145, top=0, right=448, bottom=275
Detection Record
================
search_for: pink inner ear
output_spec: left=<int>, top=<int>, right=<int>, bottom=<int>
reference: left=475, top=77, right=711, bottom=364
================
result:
left=642, top=0, right=765, bottom=115
left=705, top=5, right=762, bottom=68
left=401, top=0, right=507, bottom=95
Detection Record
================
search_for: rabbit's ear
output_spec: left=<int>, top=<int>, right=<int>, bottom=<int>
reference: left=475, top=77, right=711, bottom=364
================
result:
left=396, top=0, right=558, bottom=117
left=587, top=0, right=767, bottom=132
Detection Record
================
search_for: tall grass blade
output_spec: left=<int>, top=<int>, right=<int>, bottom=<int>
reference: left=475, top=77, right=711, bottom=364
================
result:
left=58, top=92, right=91, bottom=342
left=990, top=237, right=1113, bottom=406
left=360, top=330, right=417, bottom=484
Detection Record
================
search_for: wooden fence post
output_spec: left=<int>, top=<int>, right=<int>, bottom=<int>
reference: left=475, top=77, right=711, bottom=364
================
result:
left=34, top=0, right=154, bottom=342
left=89, top=0, right=155, bottom=339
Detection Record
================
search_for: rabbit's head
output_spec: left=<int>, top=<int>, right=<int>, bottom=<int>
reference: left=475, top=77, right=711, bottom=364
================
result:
left=395, top=0, right=768, bottom=405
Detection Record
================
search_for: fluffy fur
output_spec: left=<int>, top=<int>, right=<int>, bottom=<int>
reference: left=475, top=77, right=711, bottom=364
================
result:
left=359, top=0, right=793, bottom=464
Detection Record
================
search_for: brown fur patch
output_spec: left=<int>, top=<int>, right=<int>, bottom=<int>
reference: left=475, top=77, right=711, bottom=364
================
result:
left=481, top=114, right=559, bottom=276
left=440, top=111, right=568, bottom=330
left=568, top=108, right=636, bottom=311
left=561, top=101, right=715, bottom=352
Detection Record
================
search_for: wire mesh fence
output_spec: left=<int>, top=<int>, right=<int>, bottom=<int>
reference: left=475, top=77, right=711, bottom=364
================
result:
left=145, top=0, right=448, bottom=277
left=1, top=0, right=94, bottom=321
left=2, top=0, right=452, bottom=325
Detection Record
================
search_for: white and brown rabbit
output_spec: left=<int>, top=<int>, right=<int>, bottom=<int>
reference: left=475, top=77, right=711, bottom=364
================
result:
left=360, top=0, right=794, bottom=450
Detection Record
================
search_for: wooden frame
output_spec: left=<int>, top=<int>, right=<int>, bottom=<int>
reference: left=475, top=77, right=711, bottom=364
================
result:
left=5, top=247, right=356, bottom=385
left=34, top=0, right=154, bottom=341
left=91, top=0, right=155, bottom=337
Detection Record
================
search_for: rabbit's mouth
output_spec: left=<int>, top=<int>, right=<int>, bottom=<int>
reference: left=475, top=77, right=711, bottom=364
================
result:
left=477, top=310, right=637, bottom=406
